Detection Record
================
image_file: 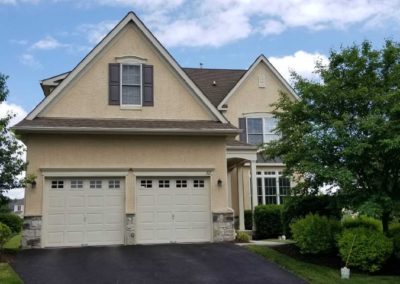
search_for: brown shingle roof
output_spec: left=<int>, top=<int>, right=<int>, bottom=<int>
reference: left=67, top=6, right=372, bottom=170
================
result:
left=14, top=117, right=240, bottom=135
left=183, top=68, right=246, bottom=107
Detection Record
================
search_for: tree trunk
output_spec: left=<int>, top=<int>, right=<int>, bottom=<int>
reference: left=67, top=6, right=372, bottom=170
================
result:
left=381, top=210, right=391, bottom=235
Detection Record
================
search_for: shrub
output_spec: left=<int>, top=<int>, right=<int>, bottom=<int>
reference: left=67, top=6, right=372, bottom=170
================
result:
left=342, top=215, right=382, bottom=232
left=282, top=195, right=341, bottom=237
left=254, top=205, right=283, bottom=239
left=338, top=227, right=393, bottom=272
left=244, top=210, right=253, bottom=230
left=0, top=213, right=23, bottom=234
left=0, top=222, right=12, bottom=249
left=290, top=214, right=341, bottom=254
left=236, top=231, right=250, bottom=243
left=389, top=223, right=400, bottom=259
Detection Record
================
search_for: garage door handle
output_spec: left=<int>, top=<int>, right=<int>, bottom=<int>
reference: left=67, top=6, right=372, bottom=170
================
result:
left=172, top=214, right=175, bottom=220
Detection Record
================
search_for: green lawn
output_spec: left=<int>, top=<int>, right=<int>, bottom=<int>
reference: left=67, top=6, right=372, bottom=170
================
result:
left=0, top=263, right=22, bottom=284
left=247, top=245, right=400, bottom=284
left=3, top=234, right=22, bottom=252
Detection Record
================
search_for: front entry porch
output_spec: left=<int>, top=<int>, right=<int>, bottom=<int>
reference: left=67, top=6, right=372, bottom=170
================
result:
left=226, top=141, right=258, bottom=231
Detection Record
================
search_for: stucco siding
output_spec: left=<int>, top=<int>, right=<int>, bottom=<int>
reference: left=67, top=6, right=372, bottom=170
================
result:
left=224, top=61, right=295, bottom=127
left=24, top=134, right=229, bottom=216
left=41, top=22, right=213, bottom=121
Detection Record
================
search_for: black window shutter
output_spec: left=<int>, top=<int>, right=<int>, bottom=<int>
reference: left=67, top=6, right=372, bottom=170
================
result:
left=239, top=118, right=247, bottom=142
left=142, top=65, right=154, bottom=106
left=109, top=63, right=120, bottom=105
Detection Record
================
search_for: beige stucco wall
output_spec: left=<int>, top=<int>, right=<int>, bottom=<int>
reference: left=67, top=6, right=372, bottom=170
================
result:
left=41, top=22, right=213, bottom=121
left=24, top=134, right=229, bottom=216
left=224, top=61, right=296, bottom=127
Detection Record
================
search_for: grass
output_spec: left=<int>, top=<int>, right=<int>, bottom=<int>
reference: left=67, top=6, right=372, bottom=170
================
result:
left=0, top=263, right=22, bottom=284
left=247, top=245, right=400, bottom=284
left=261, top=238, right=296, bottom=244
left=3, top=234, right=22, bottom=253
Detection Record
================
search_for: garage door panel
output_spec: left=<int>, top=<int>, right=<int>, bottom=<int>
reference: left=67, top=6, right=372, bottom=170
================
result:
left=137, top=195, right=155, bottom=206
left=67, top=196, right=85, bottom=207
left=48, top=197, right=65, bottom=209
left=44, top=177, right=124, bottom=247
left=67, top=213, right=85, bottom=225
left=137, top=177, right=210, bottom=244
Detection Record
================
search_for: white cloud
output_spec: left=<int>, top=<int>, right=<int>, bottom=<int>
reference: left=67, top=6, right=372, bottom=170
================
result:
left=3, top=188, right=24, bottom=199
left=9, top=39, right=28, bottom=45
left=4, top=1, right=400, bottom=48
left=19, top=53, right=41, bottom=68
left=78, top=20, right=117, bottom=44
left=31, top=36, right=66, bottom=50
left=269, top=50, right=329, bottom=82
left=0, top=101, right=27, bottom=126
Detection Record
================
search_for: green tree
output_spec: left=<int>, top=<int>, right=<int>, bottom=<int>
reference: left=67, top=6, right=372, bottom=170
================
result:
left=265, top=41, right=400, bottom=233
left=0, top=74, right=25, bottom=200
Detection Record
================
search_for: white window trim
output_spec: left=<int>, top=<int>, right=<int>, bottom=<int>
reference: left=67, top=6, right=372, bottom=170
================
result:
left=246, top=116, right=279, bottom=145
left=120, top=63, right=143, bottom=108
left=256, top=171, right=290, bottom=205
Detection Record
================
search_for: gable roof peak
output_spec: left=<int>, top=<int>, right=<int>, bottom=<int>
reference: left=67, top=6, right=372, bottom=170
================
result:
left=26, top=12, right=227, bottom=123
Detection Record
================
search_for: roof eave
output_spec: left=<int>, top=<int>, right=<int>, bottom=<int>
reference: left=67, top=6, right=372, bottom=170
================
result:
left=12, top=126, right=241, bottom=136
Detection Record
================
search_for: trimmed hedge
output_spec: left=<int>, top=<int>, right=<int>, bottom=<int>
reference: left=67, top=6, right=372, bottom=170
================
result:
left=0, top=214, right=23, bottom=234
left=338, top=227, right=393, bottom=272
left=236, top=231, right=250, bottom=243
left=342, top=215, right=382, bottom=232
left=290, top=214, right=341, bottom=254
left=254, top=205, right=283, bottom=239
left=244, top=210, right=253, bottom=230
left=282, top=195, right=341, bottom=237
left=0, top=222, right=12, bottom=249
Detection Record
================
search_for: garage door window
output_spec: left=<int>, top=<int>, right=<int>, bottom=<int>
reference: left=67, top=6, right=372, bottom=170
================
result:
left=51, top=180, right=64, bottom=189
left=176, top=180, right=187, bottom=188
left=90, top=180, right=102, bottom=189
left=193, top=179, right=205, bottom=188
left=140, top=180, right=152, bottom=188
left=71, top=180, right=83, bottom=189
left=109, top=180, right=120, bottom=189
left=159, top=180, right=170, bottom=188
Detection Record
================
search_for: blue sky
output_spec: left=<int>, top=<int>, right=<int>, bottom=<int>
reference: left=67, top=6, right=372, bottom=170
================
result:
left=1, top=0, right=400, bottom=122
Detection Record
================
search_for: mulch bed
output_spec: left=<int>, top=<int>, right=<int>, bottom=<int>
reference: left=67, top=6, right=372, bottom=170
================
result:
left=270, top=244, right=400, bottom=276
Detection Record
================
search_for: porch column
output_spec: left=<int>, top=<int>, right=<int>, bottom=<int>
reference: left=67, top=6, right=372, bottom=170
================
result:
left=250, top=160, right=258, bottom=210
left=238, top=167, right=245, bottom=231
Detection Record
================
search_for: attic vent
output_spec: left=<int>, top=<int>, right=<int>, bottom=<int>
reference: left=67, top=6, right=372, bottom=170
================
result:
left=212, top=80, right=217, bottom=86
left=258, top=74, right=266, bottom=88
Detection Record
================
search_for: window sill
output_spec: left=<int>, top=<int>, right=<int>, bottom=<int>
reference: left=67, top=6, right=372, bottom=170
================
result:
left=120, top=105, right=143, bottom=110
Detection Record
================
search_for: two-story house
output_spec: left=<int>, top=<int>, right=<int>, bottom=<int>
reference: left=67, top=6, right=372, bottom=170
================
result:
left=14, top=12, right=297, bottom=249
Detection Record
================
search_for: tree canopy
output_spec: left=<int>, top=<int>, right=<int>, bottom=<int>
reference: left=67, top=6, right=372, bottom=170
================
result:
left=265, top=41, right=400, bottom=232
left=0, top=74, right=25, bottom=194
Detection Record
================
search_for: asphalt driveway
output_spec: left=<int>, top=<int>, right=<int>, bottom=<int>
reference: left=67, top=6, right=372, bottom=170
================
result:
left=11, top=243, right=305, bottom=284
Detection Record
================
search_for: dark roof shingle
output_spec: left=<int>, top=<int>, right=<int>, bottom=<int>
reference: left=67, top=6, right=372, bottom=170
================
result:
left=183, top=68, right=246, bottom=107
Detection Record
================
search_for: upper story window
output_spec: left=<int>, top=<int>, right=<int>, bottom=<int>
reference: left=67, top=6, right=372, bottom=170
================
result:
left=247, top=117, right=279, bottom=145
left=121, top=64, right=142, bottom=106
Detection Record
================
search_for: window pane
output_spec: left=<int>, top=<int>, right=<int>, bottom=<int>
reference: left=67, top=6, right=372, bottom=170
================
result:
left=247, top=118, right=263, bottom=134
left=122, top=65, right=140, bottom=85
left=257, top=178, right=262, bottom=195
left=264, top=117, right=277, bottom=134
left=279, top=177, right=291, bottom=195
left=264, top=134, right=280, bottom=143
left=122, top=86, right=141, bottom=105
left=258, top=196, right=263, bottom=205
left=248, top=134, right=263, bottom=145
left=266, top=196, right=277, bottom=204
left=264, top=177, right=276, bottom=195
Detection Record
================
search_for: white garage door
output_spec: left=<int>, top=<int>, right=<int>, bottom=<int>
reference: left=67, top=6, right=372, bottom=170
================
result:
left=44, top=177, right=125, bottom=247
left=136, top=177, right=211, bottom=244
